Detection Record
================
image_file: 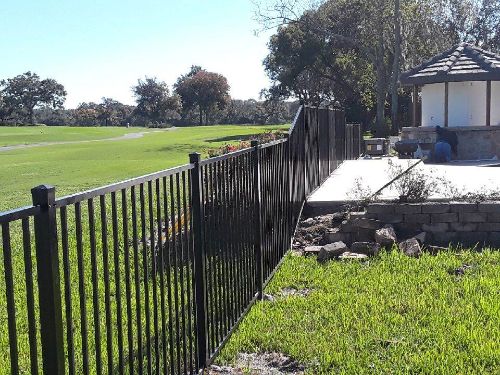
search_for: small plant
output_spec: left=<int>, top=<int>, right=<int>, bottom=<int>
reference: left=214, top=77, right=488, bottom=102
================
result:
left=386, top=159, right=441, bottom=202
left=206, top=130, right=287, bottom=158
left=348, top=177, right=377, bottom=202
left=452, top=186, right=500, bottom=203
left=207, top=141, right=251, bottom=158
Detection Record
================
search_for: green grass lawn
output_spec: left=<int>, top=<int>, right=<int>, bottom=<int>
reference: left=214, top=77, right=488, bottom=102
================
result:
left=217, top=250, right=500, bottom=374
left=0, top=125, right=288, bottom=211
left=0, top=124, right=288, bottom=374
left=0, top=126, right=146, bottom=146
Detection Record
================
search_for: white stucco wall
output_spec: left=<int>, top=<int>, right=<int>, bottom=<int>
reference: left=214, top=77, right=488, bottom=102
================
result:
left=492, top=81, right=500, bottom=126
left=421, top=83, right=445, bottom=127
left=421, top=81, right=500, bottom=127
left=448, top=81, right=486, bottom=126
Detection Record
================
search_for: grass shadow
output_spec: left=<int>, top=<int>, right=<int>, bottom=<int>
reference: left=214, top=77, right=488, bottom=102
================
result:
left=206, top=134, right=256, bottom=143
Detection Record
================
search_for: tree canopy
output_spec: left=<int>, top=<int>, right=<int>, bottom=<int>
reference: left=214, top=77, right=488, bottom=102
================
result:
left=174, top=66, right=230, bottom=125
left=258, top=0, right=500, bottom=134
left=132, top=77, right=181, bottom=125
left=0, top=71, right=66, bottom=124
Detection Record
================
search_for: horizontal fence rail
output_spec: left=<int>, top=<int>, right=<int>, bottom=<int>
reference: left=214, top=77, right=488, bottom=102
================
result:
left=0, top=105, right=361, bottom=374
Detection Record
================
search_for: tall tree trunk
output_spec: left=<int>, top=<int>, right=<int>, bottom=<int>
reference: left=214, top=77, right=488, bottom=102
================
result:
left=375, top=40, right=386, bottom=135
left=391, top=0, right=401, bottom=135
left=375, top=2, right=386, bottom=136
left=28, top=107, right=35, bottom=125
left=199, top=107, right=203, bottom=126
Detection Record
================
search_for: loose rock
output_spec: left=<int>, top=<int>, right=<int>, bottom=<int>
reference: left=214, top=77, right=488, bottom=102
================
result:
left=301, top=217, right=315, bottom=228
left=322, top=228, right=350, bottom=244
left=317, top=241, right=348, bottom=263
left=303, top=246, right=322, bottom=256
left=349, top=211, right=366, bottom=220
left=352, top=218, right=383, bottom=230
left=331, top=212, right=347, bottom=226
left=399, top=238, right=422, bottom=257
left=339, top=252, right=369, bottom=260
left=375, top=225, right=397, bottom=247
left=262, top=294, right=275, bottom=302
left=350, top=242, right=381, bottom=256
left=414, top=232, right=427, bottom=245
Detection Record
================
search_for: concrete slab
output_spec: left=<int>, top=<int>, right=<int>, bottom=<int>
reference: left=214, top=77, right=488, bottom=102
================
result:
left=307, top=158, right=417, bottom=208
left=307, top=157, right=500, bottom=213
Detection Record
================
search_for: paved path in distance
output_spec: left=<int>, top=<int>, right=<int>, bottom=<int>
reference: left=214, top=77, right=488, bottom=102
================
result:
left=0, top=128, right=176, bottom=152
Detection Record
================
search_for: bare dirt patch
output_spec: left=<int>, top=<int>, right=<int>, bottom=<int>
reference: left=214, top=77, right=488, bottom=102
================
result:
left=209, top=353, right=305, bottom=374
left=279, top=287, right=313, bottom=298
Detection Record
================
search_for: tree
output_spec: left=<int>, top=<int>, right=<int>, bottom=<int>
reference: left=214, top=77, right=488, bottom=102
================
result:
left=73, top=98, right=135, bottom=126
left=257, top=0, right=500, bottom=133
left=264, top=13, right=376, bottom=109
left=175, top=67, right=230, bottom=126
left=97, top=98, right=134, bottom=126
left=74, top=102, right=101, bottom=126
left=0, top=72, right=66, bottom=124
left=132, top=77, right=181, bottom=124
left=0, top=91, right=16, bottom=124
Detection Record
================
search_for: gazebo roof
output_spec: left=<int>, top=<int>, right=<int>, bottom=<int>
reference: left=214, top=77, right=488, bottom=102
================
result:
left=400, top=43, right=500, bottom=86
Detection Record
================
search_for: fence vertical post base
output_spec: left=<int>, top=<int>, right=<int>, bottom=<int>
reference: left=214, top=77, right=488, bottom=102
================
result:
left=32, top=185, right=65, bottom=375
left=251, top=141, right=264, bottom=300
left=189, top=153, right=208, bottom=369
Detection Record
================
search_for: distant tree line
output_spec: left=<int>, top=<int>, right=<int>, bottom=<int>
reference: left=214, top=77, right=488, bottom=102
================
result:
left=0, top=67, right=297, bottom=127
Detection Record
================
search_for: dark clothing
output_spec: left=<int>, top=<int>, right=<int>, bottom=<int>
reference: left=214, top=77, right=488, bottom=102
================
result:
left=436, top=127, right=458, bottom=155
left=434, top=141, right=452, bottom=163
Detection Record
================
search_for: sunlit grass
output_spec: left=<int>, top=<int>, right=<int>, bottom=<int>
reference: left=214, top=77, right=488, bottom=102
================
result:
left=218, top=250, right=500, bottom=374
left=0, top=124, right=288, bottom=211
left=0, top=126, right=145, bottom=146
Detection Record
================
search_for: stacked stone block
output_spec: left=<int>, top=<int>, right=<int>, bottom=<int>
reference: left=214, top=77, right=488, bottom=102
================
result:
left=365, top=202, right=500, bottom=247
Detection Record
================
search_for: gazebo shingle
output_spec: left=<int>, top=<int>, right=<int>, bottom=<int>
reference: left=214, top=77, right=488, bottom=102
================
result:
left=400, top=43, right=500, bottom=85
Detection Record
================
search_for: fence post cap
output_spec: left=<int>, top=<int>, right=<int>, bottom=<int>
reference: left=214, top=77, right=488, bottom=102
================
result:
left=31, top=185, right=55, bottom=206
left=189, top=152, right=201, bottom=163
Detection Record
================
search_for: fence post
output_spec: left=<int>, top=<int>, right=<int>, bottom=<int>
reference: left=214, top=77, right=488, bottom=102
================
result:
left=326, top=108, right=330, bottom=176
left=302, top=106, right=307, bottom=199
left=31, top=185, right=65, bottom=375
left=316, top=107, right=321, bottom=188
left=189, top=153, right=208, bottom=369
left=251, top=140, right=264, bottom=299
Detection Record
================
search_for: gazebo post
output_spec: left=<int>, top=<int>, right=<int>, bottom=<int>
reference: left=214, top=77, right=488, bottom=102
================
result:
left=486, top=80, right=491, bottom=126
left=412, top=85, right=418, bottom=127
left=444, top=82, right=449, bottom=128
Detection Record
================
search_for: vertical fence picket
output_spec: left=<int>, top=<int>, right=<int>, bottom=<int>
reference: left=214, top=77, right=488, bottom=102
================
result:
left=2, top=222, right=19, bottom=375
left=22, top=217, right=39, bottom=375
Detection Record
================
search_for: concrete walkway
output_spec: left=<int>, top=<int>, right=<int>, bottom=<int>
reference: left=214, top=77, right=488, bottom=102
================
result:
left=307, top=157, right=500, bottom=211
left=0, top=128, right=176, bottom=152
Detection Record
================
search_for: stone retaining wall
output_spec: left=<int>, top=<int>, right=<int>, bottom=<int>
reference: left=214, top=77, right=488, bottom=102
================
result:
left=401, top=126, right=500, bottom=160
left=365, top=201, right=500, bottom=247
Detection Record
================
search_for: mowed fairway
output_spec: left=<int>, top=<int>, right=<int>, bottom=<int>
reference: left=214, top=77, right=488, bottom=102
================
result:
left=0, top=126, right=145, bottom=146
left=0, top=125, right=288, bottom=211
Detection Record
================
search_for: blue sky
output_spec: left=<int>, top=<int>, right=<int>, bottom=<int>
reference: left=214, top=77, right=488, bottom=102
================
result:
left=1, top=0, right=273, bottom=108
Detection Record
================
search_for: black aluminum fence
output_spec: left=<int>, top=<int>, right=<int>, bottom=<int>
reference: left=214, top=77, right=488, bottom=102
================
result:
left=0, top=105, right=360, bottom=374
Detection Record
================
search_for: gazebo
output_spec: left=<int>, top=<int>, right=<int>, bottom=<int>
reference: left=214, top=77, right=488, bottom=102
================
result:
left=400, top=43, right=500, bottom=160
